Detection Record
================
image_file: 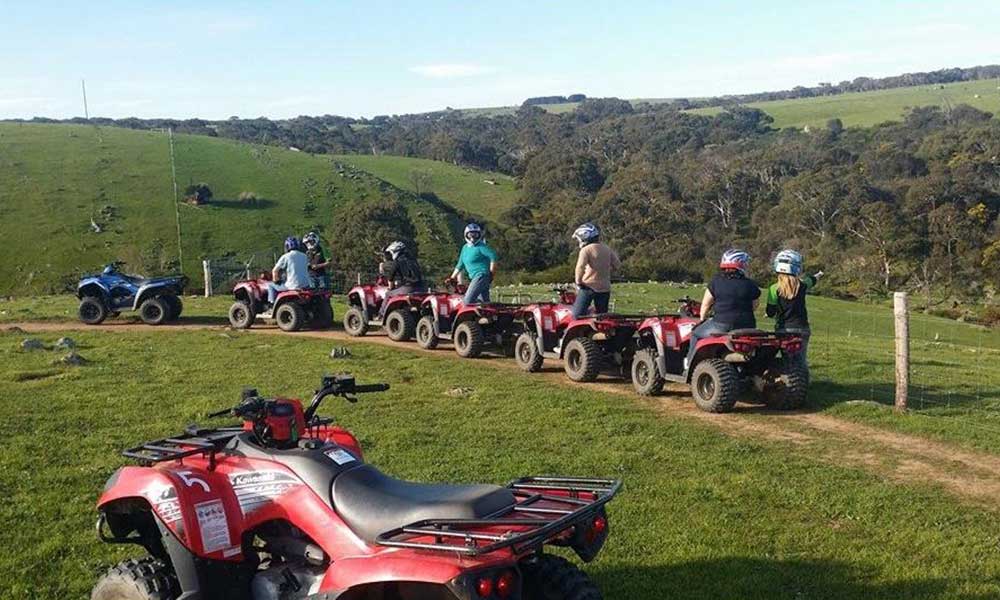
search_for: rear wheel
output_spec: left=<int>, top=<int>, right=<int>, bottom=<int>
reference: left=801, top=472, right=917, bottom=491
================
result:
left=343, top=306, right=369, bottom=336
left=228, top=301, right=254, bottom=329
left=139, top=297, right=169, bottom=326
left=521, top=554, right=602, bottom=600
left=416, top=316, right=439, bottom=349
left=563, top=336, right=601, bottom=382
left=690, top=358, right=739, bottom=413
left=631, top=348, right=665, bottom=396
left=275, top=302, right=305, bottom=332
left=163, top=296, right=182, bottom=321
left=760, top=358, right=809, bottom=410
left=78, top=296, right=108, bottom=325
left=453, top=321, right=485, bottom=358
left=385, top=309, right=416, bottom=341
left=311, top=299, right=334, bottom=329
left=515, top=332, right=544, bottom=372
left=91, top=557, right=179, bottom=600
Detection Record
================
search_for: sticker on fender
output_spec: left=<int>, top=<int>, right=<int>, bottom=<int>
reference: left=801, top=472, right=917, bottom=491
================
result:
left=325, top=447, right=356, bottom=465
left=194, top=499, right=231, bottom=554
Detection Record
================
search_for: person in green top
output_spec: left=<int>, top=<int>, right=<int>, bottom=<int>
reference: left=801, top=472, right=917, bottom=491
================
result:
left=448, top=223, right=498, bottom=305
left=765, top=249, right=823, bottom=369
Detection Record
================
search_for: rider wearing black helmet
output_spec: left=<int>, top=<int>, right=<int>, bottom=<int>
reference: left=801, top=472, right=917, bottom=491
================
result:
left=379, top=241, right=426, bottom=315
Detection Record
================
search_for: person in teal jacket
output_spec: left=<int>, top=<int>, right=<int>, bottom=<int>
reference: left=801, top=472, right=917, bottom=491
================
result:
left=448, top=223, right=497, bottom=304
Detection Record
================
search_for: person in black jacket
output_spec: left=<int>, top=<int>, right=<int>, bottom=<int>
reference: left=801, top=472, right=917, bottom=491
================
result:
left=685, top=249, right=760, bottom=371
left=379, top=241, right=426, bottom=317
left=765, top=249, right=823, bottom=369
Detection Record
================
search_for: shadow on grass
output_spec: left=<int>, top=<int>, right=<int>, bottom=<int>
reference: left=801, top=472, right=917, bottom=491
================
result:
left=209, top=198, right=275, bottom=209
left=599, top=558, right=991, bottom=600
left=809, top=379, right=1000, bottom=411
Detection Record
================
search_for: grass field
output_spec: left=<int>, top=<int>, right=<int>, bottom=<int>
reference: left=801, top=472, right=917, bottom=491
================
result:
left=4, top=325, right=1000, bottom=600
left=331, top=154, right=519, bottom=222
left=0, top=123, right=461, bottom=295
left=687, top=79, right=1000, bottom=129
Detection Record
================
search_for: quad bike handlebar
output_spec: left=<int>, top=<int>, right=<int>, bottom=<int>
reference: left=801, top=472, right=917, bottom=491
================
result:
left=208, top=375, right=389, bottom=424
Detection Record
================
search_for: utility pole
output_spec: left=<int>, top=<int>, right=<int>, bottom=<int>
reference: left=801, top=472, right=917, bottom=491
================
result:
left=81, top=79, right=89, bottom=119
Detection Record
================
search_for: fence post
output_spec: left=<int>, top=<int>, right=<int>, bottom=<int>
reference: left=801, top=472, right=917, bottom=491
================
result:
left=203, top=260, right=213, bottom=298
left=894, top=291, right=909, bottom=412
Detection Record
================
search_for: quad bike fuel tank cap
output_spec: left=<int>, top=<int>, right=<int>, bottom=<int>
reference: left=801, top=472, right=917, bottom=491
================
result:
left=299, top=439, right=324, bottom=450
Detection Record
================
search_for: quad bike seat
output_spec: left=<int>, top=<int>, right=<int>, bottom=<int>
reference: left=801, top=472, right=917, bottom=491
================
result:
left=332, top=464, right=516, bottom=542
left=727, top=328, right=768, bottom=337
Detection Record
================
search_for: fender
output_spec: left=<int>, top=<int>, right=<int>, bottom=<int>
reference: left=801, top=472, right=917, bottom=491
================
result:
left=559, top=321, right=598, bottom=358
left=321, top=552, right=508, bottom=593
left=233, top=281, right=263, bottom=306
left=637, top=319, right=668, bottom=376
left=77, top=278, right=110, bottom=299
left=528, top=308, right=545, bottom=354
left=132, top=283, right=170, bottom=310
left=424, top=296, right=441, bottom=335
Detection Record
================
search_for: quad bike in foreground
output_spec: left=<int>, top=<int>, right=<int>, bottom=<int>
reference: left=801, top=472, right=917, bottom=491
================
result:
left=229, top=274, right=334, bottom=332
left=511, top=287, right=580, bottom=372
left=93, top=374, right=621, bottom=600
left=631, top=297, right=808, bottom=412
left=77, top=262, right=188, bottom=325
left=343, top=277, right=429, bottom=342
left=414, top=280, right=468, bottom=349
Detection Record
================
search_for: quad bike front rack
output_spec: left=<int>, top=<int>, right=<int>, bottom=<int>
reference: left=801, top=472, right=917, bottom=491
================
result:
left=122, top=427, right=244, bottom=468
left=376, top=477, right=621, bottom=556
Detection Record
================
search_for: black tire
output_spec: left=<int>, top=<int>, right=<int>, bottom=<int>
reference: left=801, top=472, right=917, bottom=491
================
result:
left=311, top=299, right=334, bottom=330
left=78, top=296, right=108, bottom=325
left=163, top=296, right=182, bottom=321
left=275, top=302, right=305, bottom=332
left=91, top=557, right=179, bottom=600
left=343, top=306, right=369, bottom=336
left=453, top=320, right=485, bottom=358
left=563, top=336, right=601, bottom=382
left=515, top=332, right=544, bottom=372
left=228, top=301, right=254, bottom=329
left=416, top=316, right=439, bottom=349
left=521, top=554, right=602, bottom=600
left=631, top=348, right=665, bottom=396
left=761, top=358, right=810, bottom=410
left=385, top=309, right=416, bottom=341
left=139, top=296, right=169, bottom=326
left=690, top=358, right=739, bottom=413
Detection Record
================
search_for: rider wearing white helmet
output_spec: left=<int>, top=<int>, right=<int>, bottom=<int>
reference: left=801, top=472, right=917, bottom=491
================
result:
left=381, top=241, right=426, bottom=294
left=571, top=223, right=621, bottom=318
left=448, top=223, right=498, bottom=305
left=685, top=249, right=761, bottom=370
left=766, top=249, right=823, bottom=369
left=302, top=231, right=330, bottom=289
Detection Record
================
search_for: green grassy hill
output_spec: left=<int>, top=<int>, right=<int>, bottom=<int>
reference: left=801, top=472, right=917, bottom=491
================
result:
left=688, top=79, right=1000, bottom=129
left=331, top=154, right=519, bottom=222
left=0, top=123, right=462, bottom=294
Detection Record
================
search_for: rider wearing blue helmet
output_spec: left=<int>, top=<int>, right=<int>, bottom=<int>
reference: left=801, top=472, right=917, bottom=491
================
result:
left=265, top=236, right=312, bottom=314
left=448, top=223, right=498, bottom=305
left=685, top=249, right=761, bottom=371
left=765, top=249, right=823, bottom=369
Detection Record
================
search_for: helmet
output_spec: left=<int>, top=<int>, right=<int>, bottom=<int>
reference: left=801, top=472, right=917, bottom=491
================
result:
left=384, top=240, right=406, bottom=259
left=464, top=223, right=483, bottom=245
left=720, top=249, right=751, bottom=274
left=572, top=222, right=600, bottom=248
left=773, top=249, right=803, bottom=276
left=284, top=236, right=301, bottom=252
left=302, top=231, right=320, bottom=247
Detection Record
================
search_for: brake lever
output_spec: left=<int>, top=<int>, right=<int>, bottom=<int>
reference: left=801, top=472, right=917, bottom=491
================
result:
left=345, top=395, right=358, bottom=404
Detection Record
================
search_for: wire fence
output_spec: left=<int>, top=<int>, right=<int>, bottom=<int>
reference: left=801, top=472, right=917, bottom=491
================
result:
left=204, top=250, right=378, bottom=296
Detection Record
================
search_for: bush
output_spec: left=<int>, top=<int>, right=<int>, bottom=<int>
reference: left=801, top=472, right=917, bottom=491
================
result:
left=183, top=182, right=213, bottom=205
left=238, top=191, right=258, bottom=207
left=981, top=305, right=1000, bottom=328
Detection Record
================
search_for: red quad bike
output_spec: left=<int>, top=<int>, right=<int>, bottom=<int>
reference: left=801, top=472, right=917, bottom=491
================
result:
left=414, top=280, right=468, bottom=349
left=93, top=375, right=621, bottom=600
left=343, top=277, right=430, bottom=342
left=511, top=287, right=579, bottom=373
left=229, top=274, right=334, bottom=332
left=630, top=296, right=809, bottom=413
left=449, top=299, right=525, bottom=359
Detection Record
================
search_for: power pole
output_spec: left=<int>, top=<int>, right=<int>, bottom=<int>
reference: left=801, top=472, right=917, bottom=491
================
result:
left=81, top=79, right=89, bottom=119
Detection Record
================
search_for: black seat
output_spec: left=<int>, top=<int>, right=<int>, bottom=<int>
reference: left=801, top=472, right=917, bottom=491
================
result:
left=332, top=464, right=516, bottom=542
left=727, top=328, right=767, bottom=336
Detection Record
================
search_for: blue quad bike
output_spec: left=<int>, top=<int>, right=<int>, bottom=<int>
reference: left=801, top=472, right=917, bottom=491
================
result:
left=76, top=262, right=189, bottom=325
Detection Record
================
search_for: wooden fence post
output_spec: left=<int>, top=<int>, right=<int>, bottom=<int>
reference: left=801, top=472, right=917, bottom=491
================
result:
left=203, top=260, right=212, bottom=298
left=894, top=291, right=909, bottom=412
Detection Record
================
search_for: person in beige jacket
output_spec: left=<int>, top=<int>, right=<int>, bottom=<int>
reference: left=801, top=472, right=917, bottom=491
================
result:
left=571, top=222, right=621, bottom=317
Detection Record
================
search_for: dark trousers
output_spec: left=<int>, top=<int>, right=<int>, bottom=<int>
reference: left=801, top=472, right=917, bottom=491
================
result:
left=572, top=286, right=611, bottom=318
left=685, top=319, right=734, bottom=368
left=380, top=283, right=427, bottom=318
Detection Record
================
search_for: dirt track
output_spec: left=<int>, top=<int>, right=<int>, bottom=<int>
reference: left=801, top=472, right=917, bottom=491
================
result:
left=9, top=319, right=1000, bottom=508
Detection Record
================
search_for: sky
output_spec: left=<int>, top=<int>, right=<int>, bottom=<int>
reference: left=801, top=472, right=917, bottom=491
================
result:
left=1, top=0, right=999, bottom=120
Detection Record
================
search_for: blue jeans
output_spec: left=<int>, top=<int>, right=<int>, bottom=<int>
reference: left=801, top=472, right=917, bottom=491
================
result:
left=266, top=282, right=288, bottom=305
left=685, top=319, right=734, bottom=369
left=572, top=286, right=610, bottom=318
left=463, top=273, right=492, bottom=304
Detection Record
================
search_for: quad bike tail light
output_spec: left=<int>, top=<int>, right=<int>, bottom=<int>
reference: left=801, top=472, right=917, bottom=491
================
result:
left=570, top=508, right=610, bottom=562
left=782, top=339, right=803, bottom=353
left=732, top=340, right=754, bottom=354
left=451, top=568, right=521, bottom=600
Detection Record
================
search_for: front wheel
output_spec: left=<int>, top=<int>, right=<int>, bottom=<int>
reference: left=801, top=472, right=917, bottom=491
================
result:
left=139, top=297, right=169, bottom=326
left=385, top=309, right=416, bottom=341
left=521, top=554, right=602, bottom=600
left=631, top=348, right=665, bottom=396
left=78, top=296, right=108, bottom=325
left=275, top=302, right=305, bottom=332
left=760, top=358, right=809, bottom=410
left=515, top=332, right=544, bottom=372
left=690, top=358, right=739, bottom=413
left=563, top=336, right=601, bottom=382
left=228, top=301, right=254, bottom=329
left=416, top=316, right=439, bottom=349
left=343, top=306, right=369, bottom=336
left=91, top=558, right=179, bottom=600
left=453, top=321, right=485, bottom=358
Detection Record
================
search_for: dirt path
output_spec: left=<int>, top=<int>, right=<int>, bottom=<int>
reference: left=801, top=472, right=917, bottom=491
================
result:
left=9, top=320, right=1000, bottom=507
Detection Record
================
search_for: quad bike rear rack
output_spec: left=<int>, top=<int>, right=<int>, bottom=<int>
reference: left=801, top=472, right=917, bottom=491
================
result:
left=376, top=477, right=621, bottom=556
left=122, top=428, right=244, bottom=467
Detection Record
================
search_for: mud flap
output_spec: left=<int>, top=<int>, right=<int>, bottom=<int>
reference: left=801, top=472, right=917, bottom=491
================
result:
left=156, top=517, right=203, bottom=600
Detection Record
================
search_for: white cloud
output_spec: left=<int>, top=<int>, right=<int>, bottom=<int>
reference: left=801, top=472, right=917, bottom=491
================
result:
left=409, top=64, right=495, bottom=78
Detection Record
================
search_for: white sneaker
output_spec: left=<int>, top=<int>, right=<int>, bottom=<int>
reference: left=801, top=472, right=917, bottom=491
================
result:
left=260, top=309, right=274, bottom=320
